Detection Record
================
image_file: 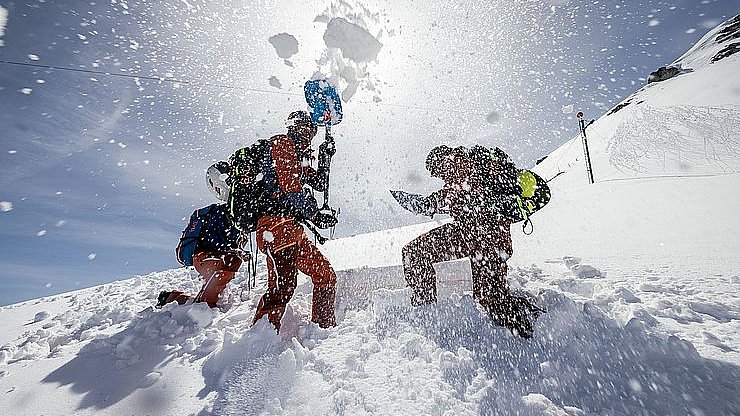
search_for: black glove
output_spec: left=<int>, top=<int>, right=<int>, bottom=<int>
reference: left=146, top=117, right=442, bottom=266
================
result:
left=390, top=190, right=435, bottom=217
left=319, top=138, right=336, bottom=158
left=312, top=211, right=338, bottom=229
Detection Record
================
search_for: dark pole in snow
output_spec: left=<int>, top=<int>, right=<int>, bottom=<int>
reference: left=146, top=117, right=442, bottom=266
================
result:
left=577, top=111, right=595, bottom=184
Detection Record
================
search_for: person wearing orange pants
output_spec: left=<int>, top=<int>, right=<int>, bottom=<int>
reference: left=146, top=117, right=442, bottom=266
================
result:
left=159, top=202, right=247, bottom=309
left=160, top=251, right=243, bottom=307
left=229, top=110, right=338, bottom=332
left=252, top=217, right=336, bottom=330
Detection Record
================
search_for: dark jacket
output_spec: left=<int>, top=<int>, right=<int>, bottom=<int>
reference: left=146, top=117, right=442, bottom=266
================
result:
left=230, top=133, right=328, bottom=221
left=197, top=203, right=243, bottom=254
left=422, top=148, right=516, bottom=258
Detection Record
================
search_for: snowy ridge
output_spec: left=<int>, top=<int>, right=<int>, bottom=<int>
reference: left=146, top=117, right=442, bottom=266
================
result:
left=674, top=14, right=740, bottom=69
left=535, top=15, right=740, bottom=183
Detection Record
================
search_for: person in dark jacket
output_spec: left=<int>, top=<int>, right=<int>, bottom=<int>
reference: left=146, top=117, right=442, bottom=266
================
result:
left=158, top=203, right=247, bottom=308
left=398, top=145, right=541, bottom=338
left=229, top=110, right=338, bottom=332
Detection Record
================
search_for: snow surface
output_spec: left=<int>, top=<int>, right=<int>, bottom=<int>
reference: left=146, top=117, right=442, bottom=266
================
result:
left=1, top=12, right=740, bottom=416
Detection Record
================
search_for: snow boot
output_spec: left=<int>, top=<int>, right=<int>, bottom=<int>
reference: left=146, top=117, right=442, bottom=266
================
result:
left=156, top=291, right=171, bottom=308
left=484, top=295, right=545, bottom=339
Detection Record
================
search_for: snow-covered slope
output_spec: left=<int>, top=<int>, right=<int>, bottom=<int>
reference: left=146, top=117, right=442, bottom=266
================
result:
left=2, top=16, right=740, bottom=416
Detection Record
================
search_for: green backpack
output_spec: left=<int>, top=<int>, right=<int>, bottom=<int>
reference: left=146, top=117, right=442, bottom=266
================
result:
left=513, top=170, right=551, bottom=234
left=470, top=146, right=551, bottom=234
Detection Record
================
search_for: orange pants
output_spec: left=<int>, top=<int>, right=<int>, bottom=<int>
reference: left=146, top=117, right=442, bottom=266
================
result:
left=252, top=216, right=337, bottom=332
left=167, top=251, right=242, bottom=307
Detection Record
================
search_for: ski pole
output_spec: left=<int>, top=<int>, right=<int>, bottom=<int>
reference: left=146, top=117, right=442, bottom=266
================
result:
left=577, top=111, right=595, bottom=184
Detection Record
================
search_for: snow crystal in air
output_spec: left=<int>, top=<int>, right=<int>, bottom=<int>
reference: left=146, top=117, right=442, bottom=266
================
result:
left=486, top=111, right=501, bottom=124
left=0, top=6, right=7, bottom=47
left=686, top=28, right=697, bottom=34
left=700, top=19, right=721, bottom=29
left=87, top=253, right=97, bottom=260
left=19, top=88, right=32, bottom=95
left=0, top=201, right=12, bottom=212
left=323, top=17, right=382, bottom=62
left=28, top=54, right=39, bottom=61
left=268, top=76, right=282, bottom=89
left=36, top=229, right=47, bottom=237
left=648, top=19, right=660, bottom=27
left=562, top=104, right=574, bottom=114
left=268, top=33, right=299, bottom=59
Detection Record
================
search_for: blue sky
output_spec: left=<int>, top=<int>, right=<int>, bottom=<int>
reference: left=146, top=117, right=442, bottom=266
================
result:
left=0, top=0, right=737, bottom=305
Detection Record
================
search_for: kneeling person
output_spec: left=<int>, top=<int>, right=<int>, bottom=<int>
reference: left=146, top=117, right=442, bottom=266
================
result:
left=159, top=202, right=246, bottom=308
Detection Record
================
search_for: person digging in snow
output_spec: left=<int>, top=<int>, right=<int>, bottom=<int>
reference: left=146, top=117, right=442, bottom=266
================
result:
left=395, top=145, right=544, bottom=338
left=229, top=110, right=338, bottom=332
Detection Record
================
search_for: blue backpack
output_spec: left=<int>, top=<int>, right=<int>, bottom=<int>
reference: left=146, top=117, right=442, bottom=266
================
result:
left=175, top=204, right=215, bottom=266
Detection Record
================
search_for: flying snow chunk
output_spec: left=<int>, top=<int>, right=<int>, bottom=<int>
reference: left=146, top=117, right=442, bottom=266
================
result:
left=0, top=201, right=12, bottom=212
left=0, top=6, right=7, bottom=46
left=19, top=88, right=32, bottom=95
left=648, top=19, right=660, bottom=27
left=87, top=253, right=97, bottom=260
left=323, top=17, right=382, bottom=62
left=36, top=229, right=47, bottom=237
left=486, top=111, right=501, bottom=124
left=562, top=104, right=574, bottom=114
left=28, top=54, right=40, bottom=61
left=268, top=76, right=282, bottom=89
left=268, top=33, right=299, bottom=59
left=700, top=19, right=721, bottom=29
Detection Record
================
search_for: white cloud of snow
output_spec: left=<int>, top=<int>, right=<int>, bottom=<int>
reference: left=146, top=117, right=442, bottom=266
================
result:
left=323, top=17, right=382, bottom=62
left=0, top=201, right=12, bottom=212
left=313, top=5, right=385, bottom=102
